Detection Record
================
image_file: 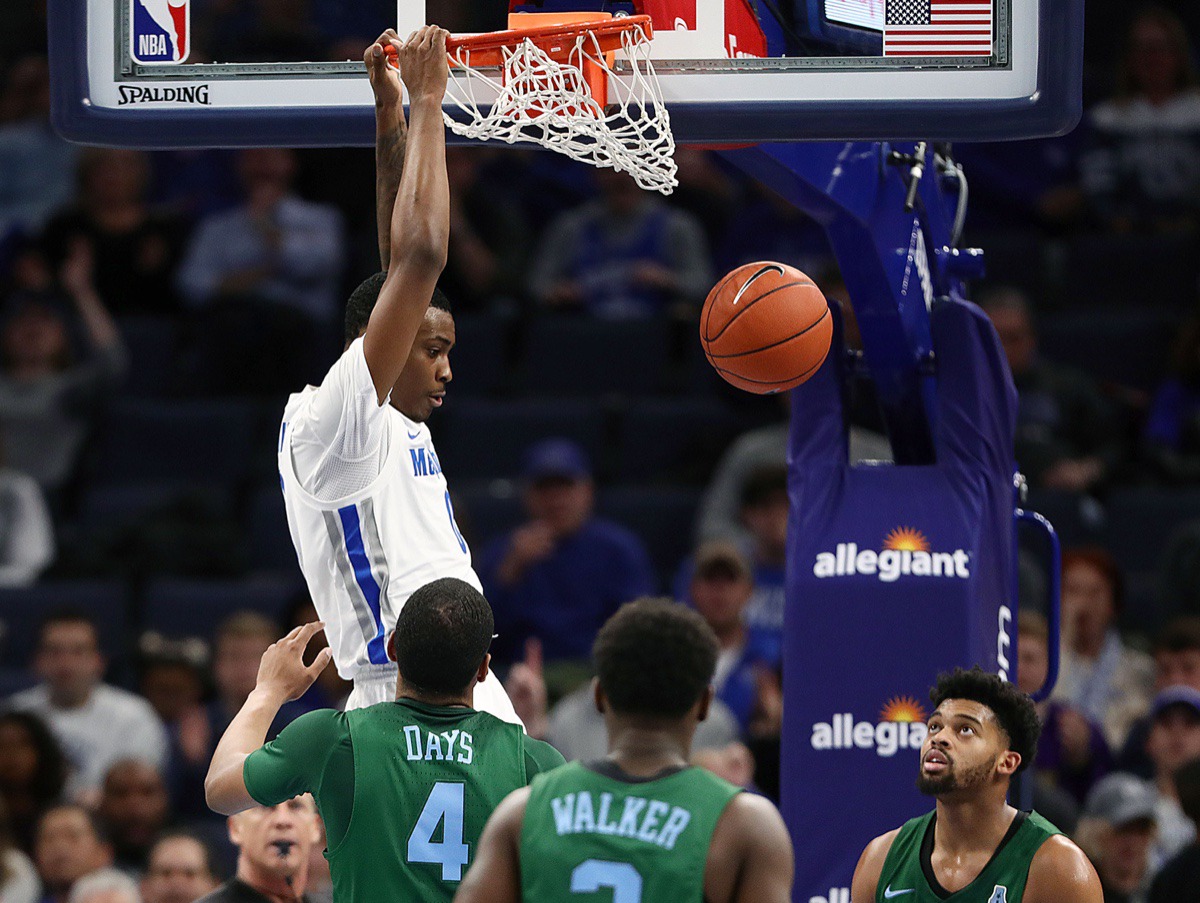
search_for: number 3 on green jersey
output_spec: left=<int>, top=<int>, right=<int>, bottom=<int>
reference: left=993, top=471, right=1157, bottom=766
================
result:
left=571, top=860, right=643, bottom=902
left=408, top=782, right=470, bottom=881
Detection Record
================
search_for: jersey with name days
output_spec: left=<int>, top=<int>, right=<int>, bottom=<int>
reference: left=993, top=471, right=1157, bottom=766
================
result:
left=519, top=760, right=741, bottom=903
left=876, top=810, right=1061, bottom=903
left=278, top=338, right=478, bottom=681
left=244, top=699, right=563, bottom=903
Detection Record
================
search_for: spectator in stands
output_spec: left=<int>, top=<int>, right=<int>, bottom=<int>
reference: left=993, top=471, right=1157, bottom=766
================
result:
left=135, top=634, right=210, bottom=728
left=0, top=240, right=126, bottom=495
left=1053, top=548, right=1155, bottom=751
left=67, top=869, right=139, bottom=903
left=1119, top=616, right=1200, bottom=778
left=686, top=541, right=781, bottom=736
left=1143, top=314, right=1200, bottom=483
left=1018, top=611, right=1111, bottom=808
left=478, top=439, right=656, bottom=683
left=1077, top=773, right=1159, bottom=903
left=7, top=612, right=167, bottom=803
left=440, top=148, right=530, bottom=312
left=0, top=56, right=79, bottom=240
left=176, top=148, right=343, bottom=393
left=97, top=761, right=171, bottom=876
left=0, top=712, right=67, bottom=853
left=695, top=373, right=892, bottom=548
left=691, top=742, right=757, bottom=791
left=980, top=287, right=1124, bottom=491
left=33, top=805, right=113, bottom=903
left=0, top=434, right=54, bottom=586
left=0, top=799, right=40, bottom=903
left=1149, top=756, right=1200, bottom=901
left=40, top=149, right=188, bottom=317
left=526, top=167, right=712, bottom=319
left=1079, top=7, right=1200, bottom=233
left=1143, top=686, right=1200, bottom=868
left=140, top=832, right=219, bottom=903
left=196, top=798, right=321, bottom=903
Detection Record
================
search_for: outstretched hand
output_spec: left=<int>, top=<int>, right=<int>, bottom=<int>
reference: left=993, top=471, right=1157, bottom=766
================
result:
left=397, top=25, right=450, bottom=104
left=255, top=622, right=333, bottom=703
left=365, top=29, right=402, bottom=109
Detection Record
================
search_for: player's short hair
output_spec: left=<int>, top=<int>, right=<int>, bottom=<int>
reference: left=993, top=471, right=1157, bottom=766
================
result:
left=344, top=272, right=452, bottom=345
left=593, top=598, right=719, bottom=720
left=392, top=578, right=493, bottom=696
left=930, top=667, right=1041, bottom=774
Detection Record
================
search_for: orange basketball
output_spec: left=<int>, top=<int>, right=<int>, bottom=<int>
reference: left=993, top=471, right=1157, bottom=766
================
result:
left=700, top=261, right=833, bottom=394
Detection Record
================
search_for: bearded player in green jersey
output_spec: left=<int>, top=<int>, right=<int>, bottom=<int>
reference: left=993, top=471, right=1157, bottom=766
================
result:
left=454, top=598, right=794, bottom=903
left=852, top=668, right=1101, bottom=903
left=204, top=577, right=565, bottom=903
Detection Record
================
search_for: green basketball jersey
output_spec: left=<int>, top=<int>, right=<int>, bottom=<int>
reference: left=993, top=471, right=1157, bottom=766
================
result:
left=876, top=810, right=1062, bottom=903
left=326, top=701, right=528, bottom=903
left=518, top=760, right=741, bottom=903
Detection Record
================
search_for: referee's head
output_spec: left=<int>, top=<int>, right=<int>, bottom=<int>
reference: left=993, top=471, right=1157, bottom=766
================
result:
left=388, top=578, right=494, bottom=700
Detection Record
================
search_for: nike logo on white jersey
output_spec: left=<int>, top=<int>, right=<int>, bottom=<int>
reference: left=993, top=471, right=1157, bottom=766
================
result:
left=883, top=887, right=915, bottom=899
left=407, top=429, right=421, bottom=440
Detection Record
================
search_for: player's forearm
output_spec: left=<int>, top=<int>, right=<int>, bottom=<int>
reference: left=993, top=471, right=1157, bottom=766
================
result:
left=204, top=686, right=285, bottom=815
left=388, top=95, right=449, bottom=270
left=375, top=103, right=407, bottom=271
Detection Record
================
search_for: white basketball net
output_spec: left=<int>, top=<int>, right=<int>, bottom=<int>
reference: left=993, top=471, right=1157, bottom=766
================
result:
left=442, top=21, right=678, bottom=195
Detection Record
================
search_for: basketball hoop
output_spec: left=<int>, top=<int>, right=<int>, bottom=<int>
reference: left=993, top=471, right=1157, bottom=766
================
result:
left=390, top=16, right=677, bottom=195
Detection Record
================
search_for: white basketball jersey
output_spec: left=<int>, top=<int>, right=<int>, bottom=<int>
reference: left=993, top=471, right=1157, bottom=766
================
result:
left=278, top=389, right=480, bottom=682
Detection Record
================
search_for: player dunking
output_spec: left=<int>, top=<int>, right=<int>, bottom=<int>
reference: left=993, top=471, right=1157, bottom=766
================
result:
left=852, top=668, right=1102, bottom=903
left=204, top=578, right=564, bottom=902
left=277, top=27, right=517, bottom=720
left=454, top=598, right=794, bottom=903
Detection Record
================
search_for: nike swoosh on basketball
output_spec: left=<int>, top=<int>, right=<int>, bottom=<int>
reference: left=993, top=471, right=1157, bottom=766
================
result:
left=883, top=887, right=915, bottom=898
left=731, top=262, right=785, bottom=305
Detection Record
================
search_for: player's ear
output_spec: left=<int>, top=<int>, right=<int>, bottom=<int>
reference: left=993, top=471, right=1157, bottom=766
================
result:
left=476, top=653, right=491, bottom=683
left=386, top=630, right=397, bottom=662
left=997, top=749, right=1021, bottom=777
left=226, top=814, right=242, bottom=846
left=592, top=677, right=606, bottom=715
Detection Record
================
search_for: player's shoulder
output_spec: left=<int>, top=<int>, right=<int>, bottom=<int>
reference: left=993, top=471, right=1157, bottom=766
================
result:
left=522, top=734, right=567, bottom=777
left=849, top=826, right=903, bottom=903
left=714, top=790, right=791, bottom=854
left=1025, top=833, right=1102, bottom=901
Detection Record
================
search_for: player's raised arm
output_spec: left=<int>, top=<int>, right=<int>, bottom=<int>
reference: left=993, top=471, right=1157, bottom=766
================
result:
left=452, top=787, right=527, bottom=903
left=363, top=26, right=450, bottom=405
left=365, top=29, right=406, bottom=271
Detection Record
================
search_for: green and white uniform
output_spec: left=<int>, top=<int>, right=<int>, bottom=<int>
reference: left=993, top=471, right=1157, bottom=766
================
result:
left=244, top=699, right=564, bottom=903
left=519, top=760, right=741, bottom=903
left=876, top=810, right=1062, bottom=903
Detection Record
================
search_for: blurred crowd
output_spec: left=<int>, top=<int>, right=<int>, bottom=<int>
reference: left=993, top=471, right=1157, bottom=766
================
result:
left=1, top=2, right=1200, bottom=903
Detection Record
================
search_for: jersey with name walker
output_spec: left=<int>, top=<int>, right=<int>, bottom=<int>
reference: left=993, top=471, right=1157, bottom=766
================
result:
left=519, top=760, right=741, bottom=903
left=244, top=699, right=564, bottom=903
left=279, top=338, right=479, bottom=683
left=876, top=810, right=1061, bottom=903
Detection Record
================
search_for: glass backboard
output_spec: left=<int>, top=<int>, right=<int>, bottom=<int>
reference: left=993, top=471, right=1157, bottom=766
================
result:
left=50, top=0, right=1082, bottom=147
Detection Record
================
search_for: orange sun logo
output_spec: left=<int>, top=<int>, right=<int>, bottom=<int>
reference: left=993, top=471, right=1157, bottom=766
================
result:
left=879, top=696, right=929, bottom=723
left=883, top=526, right=931, bottom=552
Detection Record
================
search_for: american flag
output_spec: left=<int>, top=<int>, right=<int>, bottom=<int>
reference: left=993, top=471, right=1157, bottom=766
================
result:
left=883, top=0, right=993, bottom=57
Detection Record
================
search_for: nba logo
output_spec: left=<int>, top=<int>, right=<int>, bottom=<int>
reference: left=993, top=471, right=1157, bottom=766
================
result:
left=131, top=0, right=189, bottom=64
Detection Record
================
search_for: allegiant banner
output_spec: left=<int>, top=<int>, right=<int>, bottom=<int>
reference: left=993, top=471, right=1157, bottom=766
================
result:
left=783, top=297, right=1018, bottom=902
